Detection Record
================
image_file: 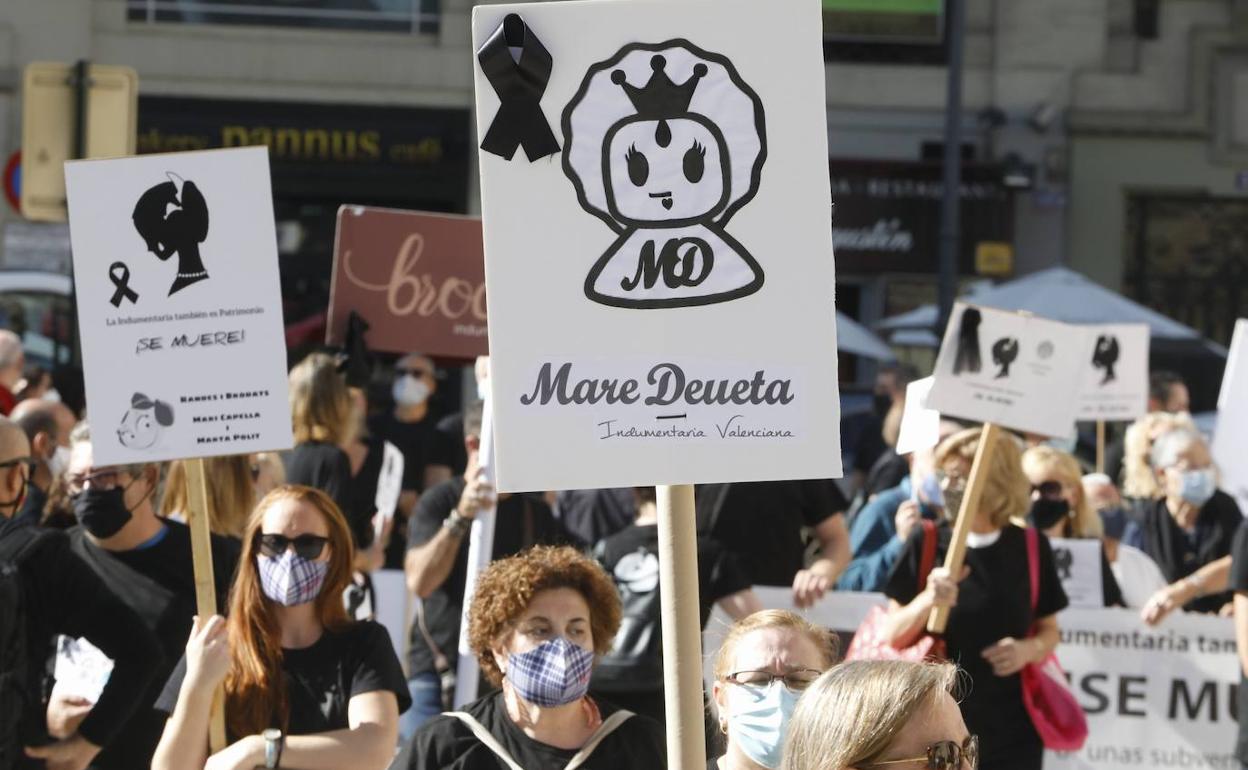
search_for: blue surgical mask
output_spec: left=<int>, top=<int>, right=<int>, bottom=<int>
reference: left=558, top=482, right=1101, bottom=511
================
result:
left=1179, top=469, right=1217, bottom=507
left=726, top=680, right=800, bottom=769
left=506, top=637, right=594, bottom=708
left=917, top=472, right=944, bottom=509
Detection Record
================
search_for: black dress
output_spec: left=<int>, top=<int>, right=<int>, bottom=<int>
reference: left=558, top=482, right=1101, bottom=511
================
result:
left=886, top=525, right=1069, bottom=770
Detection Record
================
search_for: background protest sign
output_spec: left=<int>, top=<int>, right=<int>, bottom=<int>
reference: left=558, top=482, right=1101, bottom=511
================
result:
left=65, top=146, right=293, bottom=466
left=474, top=0, right=840, bottom=492
left=1075, top=323, right=1149, bottom=422
left=927, top=302, right=1092, bottom=438
left=895, top=376, right=941, bottom=455
left=1213, top=319, right=1248, bottom=513
left=1048, top=538, right=1105, bottom=609
left=327, top=206, right=488, bottom=359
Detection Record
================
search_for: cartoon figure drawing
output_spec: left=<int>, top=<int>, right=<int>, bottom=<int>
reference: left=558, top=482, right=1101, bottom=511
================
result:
left=563, top=41, right=766, bottom=309
left=132, top=172, right=211, bottom=297
left=117, top=393, right=175, bottom=450
left=952, top=307, right=983, bottom=375
left=991, top=337, right=1019, bottom=379
left=1092, top=334, right=1120, bottom=385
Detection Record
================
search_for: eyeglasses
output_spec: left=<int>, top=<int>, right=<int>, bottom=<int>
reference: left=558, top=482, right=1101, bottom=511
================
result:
left=867, top=736, right=979, bottom=770
left=0, top=456, right=34, bottom=473
left=1031, top=481, right=1064, bottom=498
left=722, top=668, right=822, bottom=693
left=256, top=533, right=330, bottom=560
left=66, top=469, right=127, bottom=496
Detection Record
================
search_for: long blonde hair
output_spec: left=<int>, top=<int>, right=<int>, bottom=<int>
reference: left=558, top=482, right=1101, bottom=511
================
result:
left=782, top=661, right=960, bottom=770
left=935, top=427, right=1028, bottom=529
left=289, top=352, right=354, bottom=446
left=1122, top=412, right=1196, bottom=499
left=160, top=455, right=256, bottom=537
left=1021, top=445, right=1102, bottom=539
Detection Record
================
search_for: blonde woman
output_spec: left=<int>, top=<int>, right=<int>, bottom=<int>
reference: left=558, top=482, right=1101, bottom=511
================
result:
left=284, top=352, right=356, bottom=528
left=882, top=428, right=1067, bottom=770
left=709, top=610, right=838, bottom=770
left=1121, top=411, right=1196, bottom=503
left=161, top=455, right=256, bottom=537
left=1021, top=446, right=1124, bottom=607
left=782, top=661, right=973, bottom=770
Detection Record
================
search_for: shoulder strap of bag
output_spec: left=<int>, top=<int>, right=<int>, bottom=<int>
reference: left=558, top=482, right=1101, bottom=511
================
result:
left=446, top=712, right=526, bottom=770
left=1025, top=527, right=1040, bottom=614
left=564, top=710, right=635, bottom=770
left=916, top=520, right=938, bottom=592
left=447, top=708, right=636, bottom=770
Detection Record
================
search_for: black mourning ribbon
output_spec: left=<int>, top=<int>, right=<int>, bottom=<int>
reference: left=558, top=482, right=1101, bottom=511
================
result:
left=477, top=13, right=560, bottom=162
left=109, top=261, right=139, bottom=307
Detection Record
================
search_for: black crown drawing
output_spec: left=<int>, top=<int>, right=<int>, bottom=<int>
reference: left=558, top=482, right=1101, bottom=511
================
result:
left=611, top=56, right=708, bottom=120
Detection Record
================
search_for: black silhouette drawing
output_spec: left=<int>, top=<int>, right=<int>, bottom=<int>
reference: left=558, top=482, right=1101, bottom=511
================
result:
left=1092, top=334, right=1120, bottom=385
left=1053, top=547, right=1074, bottom=581
left=132, top=172, right=210, bottom=297
left=952, top=307, right=983, bottom=375
left=563, top=41, right=766, bottom=309
left=992, top=337, right=1020, bottom=379
left=117, top=393, right=174, bottom=450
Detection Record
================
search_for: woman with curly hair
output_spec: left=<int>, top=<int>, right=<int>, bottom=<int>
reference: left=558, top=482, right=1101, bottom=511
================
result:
left=409, top=544, right=666, bottom=769
left=151, top=485, right=410, bottom=770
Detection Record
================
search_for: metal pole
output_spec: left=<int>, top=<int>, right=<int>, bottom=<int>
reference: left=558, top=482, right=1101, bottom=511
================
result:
left=936, top=0, right=965, bottom=336
left=72, top=60, right=89, bottom=161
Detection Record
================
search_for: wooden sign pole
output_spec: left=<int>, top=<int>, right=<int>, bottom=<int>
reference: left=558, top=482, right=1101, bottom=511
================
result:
left=928, top=423, right=999, bottom=633
left=656, top=484, right=705, bottom=770
left=1096, top=421, right=1106, bottom=475
left=185, top=458, right=227, bottom=753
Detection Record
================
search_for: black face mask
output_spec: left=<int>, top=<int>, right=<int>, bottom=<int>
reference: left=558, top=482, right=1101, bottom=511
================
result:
left=1029, top=498, right=1071, bottom=531
left=73, top=486, right=134, bottom=539
left=872, top=393, right=892, bottom=419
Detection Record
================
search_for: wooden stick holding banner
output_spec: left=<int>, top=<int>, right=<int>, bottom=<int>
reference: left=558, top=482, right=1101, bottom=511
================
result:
left=1096, top=421, right=1106, bottom=475
left=657, top=483, right=705, bottom=770
left=928, top=422, right=1000, bottom=634
left=454, top=394, right=496, bottom=708
left=184, top=458, right=227, bottom=753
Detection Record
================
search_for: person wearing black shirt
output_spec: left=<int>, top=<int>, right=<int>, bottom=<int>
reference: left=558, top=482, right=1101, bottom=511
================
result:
left=697, top=478, right=850, bottom=607
left=10, top=399, right=74, bottom=528
left=47, top=422, right=240, bottom=770
left=0, top=418, right=159, bottom=770
left=883, top=428, right=1068, bottom=770
left=153, top=485, right=410, bottom=770
left=402, top=401, right=566, bottom=739
left=409, top=546, right=666, bottom=770
left=554, top=487, right=637, bottom=549
left=371, top=354, right=453, bottom=569
left=285, top=352, right=356, bottom=529
left=1136, top=428, right=1241, bottom=615
left=590, top=487, right=758, bottom=723
left=1228, top=520, right=1248, bottom=767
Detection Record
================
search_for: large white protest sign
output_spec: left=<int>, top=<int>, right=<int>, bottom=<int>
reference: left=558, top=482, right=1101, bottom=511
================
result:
left=927, top=303, right=1092, bottom=438
left=1214, top=319, right=1248, bottom=513
left=65, top=147, right=292, bottom=466
left=1076, top=324, right=1149, bottom=421
left=1048, top=538, right=1105, bottom=609
left=895, top=376, right=941, bottom=455
left=473, top=0, right=840, bottom=492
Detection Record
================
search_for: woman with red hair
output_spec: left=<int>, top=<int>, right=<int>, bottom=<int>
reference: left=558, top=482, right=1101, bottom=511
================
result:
left=151, top=485, right=409, bottom=770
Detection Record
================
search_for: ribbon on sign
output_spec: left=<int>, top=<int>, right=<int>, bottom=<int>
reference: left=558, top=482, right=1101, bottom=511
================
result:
left=109, top=262, right=139, bottom=307
left=477, top=13, right=560, bottom=162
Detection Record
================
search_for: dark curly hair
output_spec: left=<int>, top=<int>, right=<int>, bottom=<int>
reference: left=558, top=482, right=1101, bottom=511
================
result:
left=468, top=545, right=622, bottom=686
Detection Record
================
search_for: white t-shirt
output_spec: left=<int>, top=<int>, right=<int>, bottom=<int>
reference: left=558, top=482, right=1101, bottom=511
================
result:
left=1111, top=543, right=1169, bottom=609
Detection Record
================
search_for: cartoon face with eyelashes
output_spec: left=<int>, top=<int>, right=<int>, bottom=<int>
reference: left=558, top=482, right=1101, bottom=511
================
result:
left=605, top=115, right=729, bottom=226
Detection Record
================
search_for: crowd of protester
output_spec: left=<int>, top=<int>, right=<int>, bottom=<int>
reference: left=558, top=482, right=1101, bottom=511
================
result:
left=4, top=322, right=1248, bottom=770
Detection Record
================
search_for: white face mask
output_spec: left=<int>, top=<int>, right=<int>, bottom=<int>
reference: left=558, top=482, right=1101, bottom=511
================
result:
left=44, top=389, right=62, bottom=404
left=476, top=380, right=490, bottom=401
left=47, top=445, right=71, bottom=480
left=392, top=375, right=431, bottom=407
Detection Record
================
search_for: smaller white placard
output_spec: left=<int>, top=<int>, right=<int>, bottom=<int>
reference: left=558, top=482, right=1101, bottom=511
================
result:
left=1213, top=319, right=1248, bottom=514
left=927, top=303, right=1092, bottom=437
left=895, top=377, right=941, bottom=455
left=1047, top=537, right=1104, bottom=609
left=1075, top=323, right=1150, bottom=421
left=51, top=636, right=114, bottom=704
left=374, top=441, right=404, bottom=523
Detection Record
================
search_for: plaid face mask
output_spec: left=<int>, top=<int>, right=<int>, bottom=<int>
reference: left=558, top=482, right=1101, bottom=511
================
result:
left=506, top=637, right=594, bottom=708
left=258, top=550, right=329, bottom=607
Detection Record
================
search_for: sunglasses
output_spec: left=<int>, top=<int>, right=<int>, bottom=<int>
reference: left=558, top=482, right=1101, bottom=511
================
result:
left=723, top=668, right=822, bottom=693
left=396, top=368, right=432, bottom=379
left=868, top=736, right=979, bottom=770
left=256, top=533, right=329, bottom=560
left=1031, top=481, right=1064, bottom=498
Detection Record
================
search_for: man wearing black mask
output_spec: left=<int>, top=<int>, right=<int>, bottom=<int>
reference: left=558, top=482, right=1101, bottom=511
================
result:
left=0, top=417, right=159, bottom=770
left=49, top=422, right=239, bottom=770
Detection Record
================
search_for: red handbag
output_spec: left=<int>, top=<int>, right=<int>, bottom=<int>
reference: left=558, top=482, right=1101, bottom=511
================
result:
left=1020, top=527, right=1088, bottom=751
left=845, top=520, right=947, bottom=662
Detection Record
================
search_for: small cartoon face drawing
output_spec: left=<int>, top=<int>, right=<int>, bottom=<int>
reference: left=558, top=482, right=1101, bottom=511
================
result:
left=117, top=393, right=175, bottom=450
left=605, top=116, right=728, bottom=226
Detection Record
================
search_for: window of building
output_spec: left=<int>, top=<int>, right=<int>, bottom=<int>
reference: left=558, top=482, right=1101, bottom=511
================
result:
left=126, top=0, right=440, bottom=35
left=823, top=0, right=948, bottom=65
